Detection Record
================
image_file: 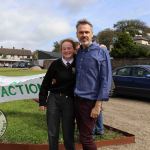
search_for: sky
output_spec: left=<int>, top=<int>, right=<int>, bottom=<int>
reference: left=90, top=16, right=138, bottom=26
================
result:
left=0, top=0, right=150, bottom=52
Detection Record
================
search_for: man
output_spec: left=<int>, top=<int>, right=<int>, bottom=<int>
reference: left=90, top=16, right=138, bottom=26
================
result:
left=74, top=19, right=112, bottom=150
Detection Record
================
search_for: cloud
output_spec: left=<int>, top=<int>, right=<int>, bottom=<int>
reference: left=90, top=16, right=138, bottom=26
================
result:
left=58, top=0, right=98, bottom=13
left=0, top=0, right=149, bottom=51
left=0, top=0, right=72, bottom=50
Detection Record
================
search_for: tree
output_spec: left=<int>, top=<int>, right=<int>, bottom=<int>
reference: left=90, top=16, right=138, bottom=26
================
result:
left=32, top=51, right=38, bottom=60
left=52, top=41, right=60, bottom=52
left=97, top=28, right=115, bottom=49
left=135, top=44, right=150, bottom=57
left=110, top=32, right=138, bottom=58
left=114, top=19, right=149, bottom=37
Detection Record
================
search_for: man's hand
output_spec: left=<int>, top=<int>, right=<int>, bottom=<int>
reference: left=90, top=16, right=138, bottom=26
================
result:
left=90, top=101, right=102, bottom=118
left=39, top=106, right=47, bottom=111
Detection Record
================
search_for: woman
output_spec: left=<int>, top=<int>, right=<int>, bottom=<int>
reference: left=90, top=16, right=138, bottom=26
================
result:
left=39, top=38, right=76, bottom=150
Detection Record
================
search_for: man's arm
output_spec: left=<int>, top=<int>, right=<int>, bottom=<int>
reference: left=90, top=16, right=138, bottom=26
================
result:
left=90, top=48, right=112, bottom=118
left=97, top=48, right=112, bottom=101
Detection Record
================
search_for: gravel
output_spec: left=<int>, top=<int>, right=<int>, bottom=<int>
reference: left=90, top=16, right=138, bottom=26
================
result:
left=99, top=97, right=150, bottom=150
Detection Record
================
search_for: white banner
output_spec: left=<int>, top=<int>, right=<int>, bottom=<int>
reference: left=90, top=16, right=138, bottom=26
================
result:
left=0, top=74, right=45, bottom=103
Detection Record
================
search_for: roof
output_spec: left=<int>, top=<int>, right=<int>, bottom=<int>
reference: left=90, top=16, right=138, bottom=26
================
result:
left=0, top=47, right=32, bottom=56
left=115, top=65, right=150, bottom=71
left=133, top=36, right=149, bottom=41
left=131, top=65, right=150, bottom=70
left=35, top=50, right=61, bottom=59
left=42, top=51, right=61, bottom=58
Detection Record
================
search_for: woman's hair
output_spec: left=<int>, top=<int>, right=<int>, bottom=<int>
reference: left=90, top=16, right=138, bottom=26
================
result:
left=60, top=38, right=76, bottom=51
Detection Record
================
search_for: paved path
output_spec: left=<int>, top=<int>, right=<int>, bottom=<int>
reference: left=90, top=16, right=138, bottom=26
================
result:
left=99, top=97, right=150, bottom=150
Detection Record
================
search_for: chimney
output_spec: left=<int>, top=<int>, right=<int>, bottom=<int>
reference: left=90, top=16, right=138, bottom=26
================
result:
left=13, top=47, right=15, bottom=49
left=22, top=48, right=24, bottom=50
left=1, top=46, right=3, bottom=49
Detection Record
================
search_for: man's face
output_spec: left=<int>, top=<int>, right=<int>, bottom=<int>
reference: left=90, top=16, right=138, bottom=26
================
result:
left=76, top=24, right=93, bottom=48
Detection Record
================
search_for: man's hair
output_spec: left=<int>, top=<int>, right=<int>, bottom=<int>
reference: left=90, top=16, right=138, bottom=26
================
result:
left=60, top=38, right=76, bottom=51
left=76, top=19, right=93, bottom=29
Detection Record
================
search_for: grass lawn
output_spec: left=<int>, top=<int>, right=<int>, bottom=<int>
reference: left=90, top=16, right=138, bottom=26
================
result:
left=0, top=68, right=46, bottom=76
left=0, top=68, right=123, bottom=144
left=0, top=100, right=48, bottom=144
left=0, top=100, right=123, bottom=144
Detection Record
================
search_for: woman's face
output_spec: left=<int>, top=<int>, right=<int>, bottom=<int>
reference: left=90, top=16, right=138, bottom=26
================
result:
left=61, top=41, right=75, bottom=60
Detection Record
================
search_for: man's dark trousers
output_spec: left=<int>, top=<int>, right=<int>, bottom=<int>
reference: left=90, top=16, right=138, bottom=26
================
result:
left=46, top=93, right=75, bottom=150
left=74, top=96, right=97, bottom=150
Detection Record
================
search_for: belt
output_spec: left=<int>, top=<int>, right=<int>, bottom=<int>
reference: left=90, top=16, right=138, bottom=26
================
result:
left=58, top=92, right=68, bottom=98
left=74, top=95, right=96, bottom=101
left=51, top=92, right=72, bottom=98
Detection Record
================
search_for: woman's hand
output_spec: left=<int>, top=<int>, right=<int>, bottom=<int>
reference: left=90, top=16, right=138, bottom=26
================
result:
left=39, top=106, right=47, bottom=111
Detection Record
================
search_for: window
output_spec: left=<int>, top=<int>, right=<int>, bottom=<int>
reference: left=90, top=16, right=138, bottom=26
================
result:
left=117, top=67, right=131, bottom=76
left=132, top=67, right=149, bottom=77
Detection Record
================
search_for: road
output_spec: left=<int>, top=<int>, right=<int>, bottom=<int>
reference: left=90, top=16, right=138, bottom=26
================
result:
left=99, top=97, right=150, bottom=150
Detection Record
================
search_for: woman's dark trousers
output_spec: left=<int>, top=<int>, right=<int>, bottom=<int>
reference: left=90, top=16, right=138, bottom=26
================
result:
left=46, top=93, right=75, bottom=150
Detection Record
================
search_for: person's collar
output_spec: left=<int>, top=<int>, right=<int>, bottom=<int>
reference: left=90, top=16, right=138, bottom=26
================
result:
left=80, top=42, right=93, bottom=51
left=62, top=57, right=74, bottom=65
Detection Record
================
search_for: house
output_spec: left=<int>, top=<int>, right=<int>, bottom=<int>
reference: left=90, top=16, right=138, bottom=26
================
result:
left=32, top=50, right=61, bottom=69
left=133, top=35, right=149, bottom=45
left=0, top=46, right=32, bottom=67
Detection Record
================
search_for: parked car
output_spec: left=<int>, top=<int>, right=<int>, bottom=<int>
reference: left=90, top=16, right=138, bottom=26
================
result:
left=12, top=61, right=42, bottom=68
left=12, top=61, right=31, bottom=68
left=111, top=65, right=150, bottom=99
